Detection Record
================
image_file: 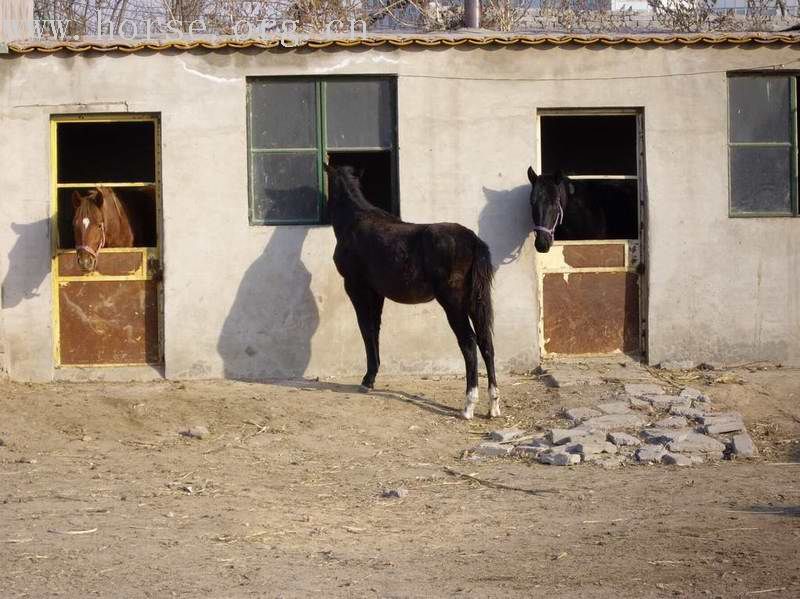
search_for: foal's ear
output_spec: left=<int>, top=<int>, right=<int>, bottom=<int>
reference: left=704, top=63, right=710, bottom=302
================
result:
left=527, top=166, right=538, bottom=186
left=71, top=191, right=83, bottom=209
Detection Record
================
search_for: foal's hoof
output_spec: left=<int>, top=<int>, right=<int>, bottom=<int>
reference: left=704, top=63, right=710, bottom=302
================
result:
left=461, top=409, right=474, bottom=421
left=487, top=407, right=502, bottom=419
left=359, top=384, right=373, bottom=393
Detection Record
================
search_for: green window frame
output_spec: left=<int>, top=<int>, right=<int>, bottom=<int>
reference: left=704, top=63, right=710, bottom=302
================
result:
left=246, top=76, right=398, bottom=225
left=728, top=74, right=800, bottom=217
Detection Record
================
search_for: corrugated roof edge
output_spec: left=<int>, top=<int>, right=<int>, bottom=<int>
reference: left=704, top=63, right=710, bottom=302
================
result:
left=7, top=31, right=800, bottom=54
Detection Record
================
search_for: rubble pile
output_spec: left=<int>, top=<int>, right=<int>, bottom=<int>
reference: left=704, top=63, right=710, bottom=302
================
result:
left=466, top=384, right=758, bottom=467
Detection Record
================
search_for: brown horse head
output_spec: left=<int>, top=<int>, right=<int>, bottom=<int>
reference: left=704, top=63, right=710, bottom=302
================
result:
left=72, top=188, right=107, bottom=272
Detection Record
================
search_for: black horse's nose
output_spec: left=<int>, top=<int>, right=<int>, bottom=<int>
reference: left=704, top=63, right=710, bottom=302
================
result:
left=534, top=235, right=552, bottom=253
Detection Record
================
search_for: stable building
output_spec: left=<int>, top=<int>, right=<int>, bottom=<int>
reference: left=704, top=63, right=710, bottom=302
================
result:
left=1, top=31, right=799, bottom=382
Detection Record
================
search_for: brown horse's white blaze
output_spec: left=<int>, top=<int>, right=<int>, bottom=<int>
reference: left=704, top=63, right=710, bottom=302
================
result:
left=71, top=187, right=135, bottom=273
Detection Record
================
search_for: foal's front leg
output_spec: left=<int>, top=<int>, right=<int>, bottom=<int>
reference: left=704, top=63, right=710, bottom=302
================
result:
left=344, top=279, right=384, bottom=390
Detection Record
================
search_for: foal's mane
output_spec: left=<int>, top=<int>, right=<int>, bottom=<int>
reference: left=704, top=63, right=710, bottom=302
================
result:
left=336, top=167, right=385, bottom=214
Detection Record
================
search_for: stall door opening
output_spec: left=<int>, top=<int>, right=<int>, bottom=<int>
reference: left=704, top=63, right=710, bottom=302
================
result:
left=52, top=115, right=162, bottom=366
left=537, top=112, right=644, bottom=358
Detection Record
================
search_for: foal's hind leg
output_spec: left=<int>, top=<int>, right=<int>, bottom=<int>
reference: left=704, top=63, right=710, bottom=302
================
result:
left=344, top=279, right=384, bottom=390
left=437, top=297, right=479, bottom=420
left=470, top=309, right=499, bottom=418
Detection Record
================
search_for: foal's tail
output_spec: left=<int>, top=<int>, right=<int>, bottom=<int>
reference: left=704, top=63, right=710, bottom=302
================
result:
left=469, top=236, right=495, bottom=340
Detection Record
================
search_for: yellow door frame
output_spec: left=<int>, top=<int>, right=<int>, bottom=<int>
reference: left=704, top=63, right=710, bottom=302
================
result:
left=50, top=112, right=164, bottom=367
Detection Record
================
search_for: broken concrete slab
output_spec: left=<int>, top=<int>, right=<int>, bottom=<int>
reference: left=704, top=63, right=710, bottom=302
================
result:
left=661, top=452, right=692, bottom=466
left=382, top=488, right=409, bottom=498
left=607, top=432, right=642, bottom=447
left=699, top=412, right=742, bottom=425
left=488, top=428, right=527, bottom=443
left=566, top=440, right=617, bottom=455
left=646, top=394, right=692, bottom=410
left=636, top=444, right=666, bottom=463
left=549, top=429, right=575, bottom=445
left=563, top=407, right=602, bottom=423
left=596, top=401, right=632, bottom=415
left=654, top=415, right=689, bottom=429
left=641, top=427, right=691, bottom=445
left=181, top=425, right=209, bottom=439
left=680, top=387, right=710, bottom=404
left=471, top=442, right=513, bottom=457
left=628, top=397, right=652, bottom=411
left=539, top=451, right=581, bottom=466
left=669, top=405, right=706, bottom=420
left=703, top=416, right=745, bottom=435
left=577, top=413, right=645, bottom=431
left=667, top=432, right=727, bottom=455
left=549, top=428, right=605, bottom=446
left=731, top=433, right=758, bottom=458
left=624, top=383, right=664, bottom=397
left=513, top=444, right=548, bottom=457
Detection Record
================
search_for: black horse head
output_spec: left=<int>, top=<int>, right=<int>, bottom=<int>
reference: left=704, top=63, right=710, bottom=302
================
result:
left=526, top=167, right=573, bottom=253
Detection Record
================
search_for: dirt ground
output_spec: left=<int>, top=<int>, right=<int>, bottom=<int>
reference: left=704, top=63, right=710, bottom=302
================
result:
left=1, top=364, right=799, bottom=598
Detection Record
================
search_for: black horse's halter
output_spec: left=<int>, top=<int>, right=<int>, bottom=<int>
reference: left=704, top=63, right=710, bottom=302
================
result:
left=531, top=197, right=564, bottom=238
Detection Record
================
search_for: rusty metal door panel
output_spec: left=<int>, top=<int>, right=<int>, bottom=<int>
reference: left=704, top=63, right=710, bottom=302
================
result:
left=58, top=251, right=143, bottom=277
left=542, top=271, right=639, bottom=355
left=58, top=279, right=159, bottom=365
left=537, top=240, right=641, bottom=358
left=561, top=244, right=625, bottom=268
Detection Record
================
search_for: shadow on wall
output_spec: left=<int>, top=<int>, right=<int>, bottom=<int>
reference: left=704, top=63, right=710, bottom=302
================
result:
left=479, top=184, right=532, bottom=266
left=2, top=220, right=51, bottom=309
left=217, top=226, right=320, bottom=380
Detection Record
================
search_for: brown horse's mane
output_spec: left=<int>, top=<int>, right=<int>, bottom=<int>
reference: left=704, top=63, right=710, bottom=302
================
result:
left=75, top=187, right=136, bottom=247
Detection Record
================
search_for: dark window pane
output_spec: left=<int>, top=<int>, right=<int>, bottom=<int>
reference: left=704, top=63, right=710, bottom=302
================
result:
left=251, top=153, right=320, bottom=223
left=57, top=121, right=155, bottom=183
left=541, top=115, right=638, bottom=176
left=250, top=80, right=316, bottom=149
left=326, top=79, right=393, bottom=149
left=729, top=77, right=790, bottom=143
left=730, top=146, right=792, bottom=214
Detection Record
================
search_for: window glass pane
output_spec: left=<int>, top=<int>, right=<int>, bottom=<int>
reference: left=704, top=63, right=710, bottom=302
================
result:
left=541, top=116, right=638, bottom=176
left=326, top=79, right=393, bottom=149
left=249, top=80, right=317, bottom=149
left=251, top=153, right=320, bottom=222
left=730, top=146, right=792, bottom=214
left=729, top=77, right=790, bottom=144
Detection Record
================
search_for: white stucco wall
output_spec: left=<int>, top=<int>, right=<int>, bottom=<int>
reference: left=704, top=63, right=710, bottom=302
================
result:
left=1, top=41, right=799, bottom=382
